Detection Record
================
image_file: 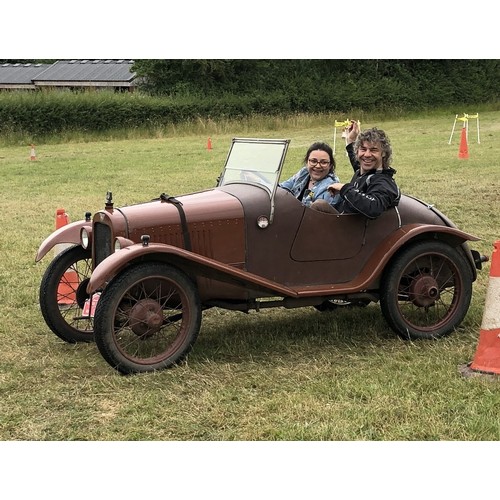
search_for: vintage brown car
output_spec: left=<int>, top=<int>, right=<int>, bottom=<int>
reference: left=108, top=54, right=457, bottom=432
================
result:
left=36, top=138, right=487, bottom=374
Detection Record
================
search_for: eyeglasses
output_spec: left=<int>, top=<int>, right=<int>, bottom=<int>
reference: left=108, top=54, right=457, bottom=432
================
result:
left=308, top=158, right=330, bottom=167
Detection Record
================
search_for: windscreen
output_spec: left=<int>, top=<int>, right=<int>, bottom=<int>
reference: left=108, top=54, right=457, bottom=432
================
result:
left=218, top=138, right=290, bottom=192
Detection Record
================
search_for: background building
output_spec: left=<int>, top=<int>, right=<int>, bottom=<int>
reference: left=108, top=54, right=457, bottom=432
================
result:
left=0, top=60, right=136, bottom=91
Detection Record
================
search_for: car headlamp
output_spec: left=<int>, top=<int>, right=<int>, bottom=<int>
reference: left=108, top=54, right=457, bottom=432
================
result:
left=80, top=226, right=92, bottom=249
left=114, top=236, right=135, bottom=252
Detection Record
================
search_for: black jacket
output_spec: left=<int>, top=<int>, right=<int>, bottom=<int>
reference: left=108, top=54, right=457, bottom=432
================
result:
left=334, top=143, right=401, bottom=219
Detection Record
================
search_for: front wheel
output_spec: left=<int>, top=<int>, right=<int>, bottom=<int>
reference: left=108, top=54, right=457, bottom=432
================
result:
left=380, top=241, right=473, bottom=340
left=93, top=262, right=202, bottom=375
left=39, top=245, right=94, bottom=343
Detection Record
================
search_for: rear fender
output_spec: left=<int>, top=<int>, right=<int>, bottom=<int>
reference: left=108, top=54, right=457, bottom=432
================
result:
left=357, top=224, right=481, bottom=287
left=86, top=243, right=298, bottom=297
left=36, top=221, right=89, bottom=262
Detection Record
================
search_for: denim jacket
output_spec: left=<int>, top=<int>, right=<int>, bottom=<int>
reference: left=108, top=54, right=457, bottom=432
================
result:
left=280, top=167, right=340, bottom=208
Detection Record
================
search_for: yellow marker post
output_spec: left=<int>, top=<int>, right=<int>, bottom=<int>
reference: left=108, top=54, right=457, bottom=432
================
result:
left=448, top=113, right=480, bottom=145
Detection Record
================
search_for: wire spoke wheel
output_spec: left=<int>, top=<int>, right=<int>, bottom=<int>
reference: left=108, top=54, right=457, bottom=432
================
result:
left=39, top=245, right=94, bottom=343
left=94, top=263, right=201, bottom=374
left=380, top=241, right=473, bottom=340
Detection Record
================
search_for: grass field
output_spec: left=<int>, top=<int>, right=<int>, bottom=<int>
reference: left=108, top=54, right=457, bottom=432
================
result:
left=1, top=109, right=500, bottom=489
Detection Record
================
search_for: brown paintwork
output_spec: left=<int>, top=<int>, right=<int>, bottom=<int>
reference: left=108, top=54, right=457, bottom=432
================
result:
left=84, top=182, right=480, bottom=305
left=35, top=221, right=90, bottom=262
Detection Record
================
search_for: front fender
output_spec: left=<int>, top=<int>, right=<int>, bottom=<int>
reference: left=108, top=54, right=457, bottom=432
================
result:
left=35, top=220, right=89, bottom=262
left=86, top=243, right=297, bottom=297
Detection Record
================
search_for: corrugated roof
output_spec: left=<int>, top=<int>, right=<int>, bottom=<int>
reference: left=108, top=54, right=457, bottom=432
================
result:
left=0, top=63, right=52, bottom=84
left=34, top=59, right=136, bottom=83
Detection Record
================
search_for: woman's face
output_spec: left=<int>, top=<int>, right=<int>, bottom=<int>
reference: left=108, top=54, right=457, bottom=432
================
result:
left=307, top=149, right=331, bottom=182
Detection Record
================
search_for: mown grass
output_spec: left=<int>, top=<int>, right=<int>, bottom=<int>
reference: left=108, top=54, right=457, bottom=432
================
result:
left=1, top=108, right=500, bottom=449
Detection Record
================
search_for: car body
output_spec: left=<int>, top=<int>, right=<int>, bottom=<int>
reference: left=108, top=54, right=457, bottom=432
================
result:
left=36, top=138, right=488, bottom=374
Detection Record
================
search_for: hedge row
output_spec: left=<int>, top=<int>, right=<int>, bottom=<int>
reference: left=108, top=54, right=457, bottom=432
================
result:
left=0, top=75, right=498, bottom=138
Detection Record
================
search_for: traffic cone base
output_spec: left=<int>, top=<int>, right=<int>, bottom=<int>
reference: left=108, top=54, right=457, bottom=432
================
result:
left=461, top=241, right=500, bottom=377
left=57, top=268, right=79, bottom=307
left=468, top=330, right=500, bottom=374
left=458, top=127, right=469, bottom=159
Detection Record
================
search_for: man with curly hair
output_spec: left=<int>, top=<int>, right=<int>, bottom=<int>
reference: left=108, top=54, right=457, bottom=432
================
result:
left=312, top=122, right=401, bottom=219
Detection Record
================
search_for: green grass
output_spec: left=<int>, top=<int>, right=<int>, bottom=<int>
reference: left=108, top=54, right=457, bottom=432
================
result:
left=1, top=109, right=500, bottom=446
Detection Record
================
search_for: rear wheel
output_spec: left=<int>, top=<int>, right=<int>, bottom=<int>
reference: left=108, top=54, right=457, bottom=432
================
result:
left=94, top=262, right=202, bottom=375
left=39, top=246, right=94, bottom=343
left=380, top=241, right=473, bottom=340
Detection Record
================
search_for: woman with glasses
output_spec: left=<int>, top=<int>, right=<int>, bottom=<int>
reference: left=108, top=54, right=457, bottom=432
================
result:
left=279, top=142, right=341, bottom=208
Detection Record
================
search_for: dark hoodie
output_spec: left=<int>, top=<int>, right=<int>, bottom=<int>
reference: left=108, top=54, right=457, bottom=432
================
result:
left=333, top=143, right=401, bottom=219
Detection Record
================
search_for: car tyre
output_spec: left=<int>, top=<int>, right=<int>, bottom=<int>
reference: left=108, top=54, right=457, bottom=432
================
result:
left=94, top=262, right=202, bottom=374
left=39, top=245, right=94, bottom=343
left=380, top=240, right=473, bottom=340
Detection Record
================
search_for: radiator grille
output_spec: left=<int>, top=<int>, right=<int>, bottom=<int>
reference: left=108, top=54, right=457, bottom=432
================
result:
left=93, top=222, right=112, bottom=267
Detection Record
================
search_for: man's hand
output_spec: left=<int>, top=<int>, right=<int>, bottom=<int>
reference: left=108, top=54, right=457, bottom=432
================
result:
left=346, top=120, right=360, bottom=145
left=328, top=183, right=345, bottom=194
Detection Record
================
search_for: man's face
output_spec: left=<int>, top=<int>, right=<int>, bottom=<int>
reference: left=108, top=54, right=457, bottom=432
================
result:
left=357, top=141, right=384, bottom=174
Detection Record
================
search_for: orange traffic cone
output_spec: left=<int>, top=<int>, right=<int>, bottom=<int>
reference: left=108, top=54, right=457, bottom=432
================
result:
left=458, top=127, right=469, bottom=159
left=55, top=208, right=70, bottom=231
left=54, top=208, right=79, bottom=307
left=207, top=137, right=213, bottom=151
left=461, top=241, right=500, bottom=376
left=30, top=144, right=37, bottom=161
